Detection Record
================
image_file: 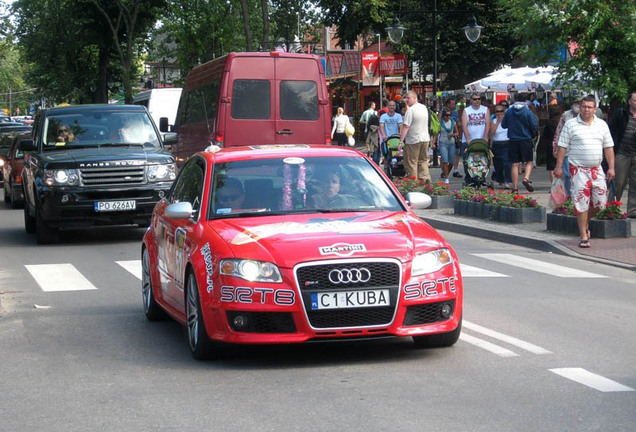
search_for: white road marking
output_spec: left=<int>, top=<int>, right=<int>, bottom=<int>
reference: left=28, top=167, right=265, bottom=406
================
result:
left=459, top=333, right=519, bottom=357
left=549, top=368, right=634, bottom=392
left=463, top=320, right=552, bottom=354
left=472, top=253, right=607, bottom=278
left=459, top=264, right=508, bottom=278
left=25, top=264, right=98, bottom=292
left=116, top=260, right=142, bottom=280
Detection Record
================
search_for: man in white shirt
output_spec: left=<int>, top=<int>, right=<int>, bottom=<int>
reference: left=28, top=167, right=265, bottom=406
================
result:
left=461, top=93, right=491, bottom=184
left=555, top=95, right=615, bottom=248
left=398, top=91, right=431, bottom=181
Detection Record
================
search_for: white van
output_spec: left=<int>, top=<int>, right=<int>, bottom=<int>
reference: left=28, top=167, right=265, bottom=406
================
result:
left=133, top=88, right=183, bottom=132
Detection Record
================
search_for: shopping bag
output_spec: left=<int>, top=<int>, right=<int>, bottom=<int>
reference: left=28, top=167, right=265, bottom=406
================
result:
left=347, top=135, right=355, bottom=146
left=548, top=177, right=567, bottom=208
left=345, top=121, right=355, bottom=137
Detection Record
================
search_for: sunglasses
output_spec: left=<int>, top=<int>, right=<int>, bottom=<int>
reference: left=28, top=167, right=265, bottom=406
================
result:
left=443, top=113, right=451, bottom=117
left=59, top=128, right=69, bottom=132
left=495, top=110, right=505, bottom=113
left=471, top=98, right=481, bottom=101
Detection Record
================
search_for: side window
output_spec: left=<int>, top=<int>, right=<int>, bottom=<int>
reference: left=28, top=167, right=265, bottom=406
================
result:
left=202, top=82, right=220, bottom=120
left=169, top=159, right=205, bottom=218
left=231, top=80, right=270, bottom=119
left=183, top=89, right=206, bottom=125
left=280, top=81, right=319, bottom=120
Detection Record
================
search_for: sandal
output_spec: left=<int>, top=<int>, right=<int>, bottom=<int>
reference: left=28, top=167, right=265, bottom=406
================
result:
left=579, top=239, right=591, bottom=248
left=511, top=189, right=518, bottom=193
left=522, top=178, right=534, bottom=192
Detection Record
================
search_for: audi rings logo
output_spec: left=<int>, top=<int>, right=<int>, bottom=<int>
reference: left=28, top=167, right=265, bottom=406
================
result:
left=328, top=268, right=372, bottom=284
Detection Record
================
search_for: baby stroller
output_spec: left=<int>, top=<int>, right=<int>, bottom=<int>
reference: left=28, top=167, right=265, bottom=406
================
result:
left=464, top=138, right=492, bottom=189
left=381, top=134, right=404, bottom=178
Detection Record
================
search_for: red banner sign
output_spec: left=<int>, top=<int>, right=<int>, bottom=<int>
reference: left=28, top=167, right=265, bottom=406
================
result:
left=379, top=54, right=408, bottom=76
left=361, top=53, right=379, bottom=86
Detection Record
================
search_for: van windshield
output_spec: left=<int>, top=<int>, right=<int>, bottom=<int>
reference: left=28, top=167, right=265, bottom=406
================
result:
left=42, top=112, right=161, bottom=149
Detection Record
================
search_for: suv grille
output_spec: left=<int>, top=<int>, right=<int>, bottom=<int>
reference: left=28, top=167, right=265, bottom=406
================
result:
left=80, top=165, right=146, bottom=186
left=296, top=261, right=400, bottom=329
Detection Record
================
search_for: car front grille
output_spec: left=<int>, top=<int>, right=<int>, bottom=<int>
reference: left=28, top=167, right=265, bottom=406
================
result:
left=80, top=165, right=146, bottom=186
left=403, top=300, right=455, bottom=326
left=296, top=260, right=400, bottom=329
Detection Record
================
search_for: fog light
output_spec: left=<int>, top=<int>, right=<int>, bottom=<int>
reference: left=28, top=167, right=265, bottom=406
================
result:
left=61, top=194, right=70, bottom=203
left=158, top=190, right=165, bottom=199
left=232, top=314, right=250, bottom=330
left=440, top=303, right=452, bottom=319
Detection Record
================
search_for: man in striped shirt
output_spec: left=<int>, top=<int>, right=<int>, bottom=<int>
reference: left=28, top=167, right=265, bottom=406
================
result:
left=555, top=95, right=615, bottom=248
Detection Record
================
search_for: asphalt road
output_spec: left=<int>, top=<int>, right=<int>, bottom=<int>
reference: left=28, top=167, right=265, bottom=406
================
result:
left=1, top=196, right=634, bottom=432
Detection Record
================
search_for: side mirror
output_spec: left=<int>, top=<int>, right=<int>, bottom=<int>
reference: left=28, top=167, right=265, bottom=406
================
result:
left=165, top=201, right=193, bottom=220
left=405, top=192, right=432, bottom=209
left=163, top=132, right=178, bottom=145
left=18, top=139, right=36, bottom=152
left=159, top=117, right=169, bottom=132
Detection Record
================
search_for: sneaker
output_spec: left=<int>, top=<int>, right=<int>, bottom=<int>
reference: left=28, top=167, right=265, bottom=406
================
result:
left=444, top=178, right=450, bottom=185
left=440, top=172, right=446, bottom=179
left=452, top=171, right=463, bottom=178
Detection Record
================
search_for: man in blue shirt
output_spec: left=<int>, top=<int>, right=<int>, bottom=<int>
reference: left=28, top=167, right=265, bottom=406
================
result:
left=502, top=93, right=539, bottom=192
left=379, top=100, right=403, bottom=141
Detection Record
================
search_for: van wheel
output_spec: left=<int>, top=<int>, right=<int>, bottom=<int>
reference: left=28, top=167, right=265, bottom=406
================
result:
left=35, top=206, right=59, bottom=244
left=185, top=272, right=219, bottom=360
left=141, top=248, right=167, bottom=321
left=413, top=316, right=462, bottom=348
left=24, top=203, right=35, bottom=233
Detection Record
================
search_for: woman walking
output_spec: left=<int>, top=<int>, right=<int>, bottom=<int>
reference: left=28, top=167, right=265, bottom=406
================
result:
left=331, top=107, right=349, bottom=146
left=489, top=103, right=512, bottom=189
left=438, top=109, right=459, bottom=184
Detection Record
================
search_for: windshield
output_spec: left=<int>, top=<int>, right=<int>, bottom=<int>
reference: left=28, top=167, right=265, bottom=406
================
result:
left=42, top=112, right=160, bottom=149
left=209, top=156, right=403, bottom=218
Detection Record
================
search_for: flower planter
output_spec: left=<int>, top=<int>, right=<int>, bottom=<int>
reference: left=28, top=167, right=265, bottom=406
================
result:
left=547, top=213, right=631, bottom=238
left=428, top=195, right=454, bottom=209
left=590, top=218, right=631, bottom=238
left=453, top=199, right=544, bottom=223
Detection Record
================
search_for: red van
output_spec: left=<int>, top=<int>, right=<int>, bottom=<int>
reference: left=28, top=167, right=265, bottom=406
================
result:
left=168, top=51, right=332, bottom=165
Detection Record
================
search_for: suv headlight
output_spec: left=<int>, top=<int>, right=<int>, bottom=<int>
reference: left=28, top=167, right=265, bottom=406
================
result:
left=43, top=169, right=79, bottom=187
left=411, top=248, right=453, bottom=276
left=147, top=163, right=176, bottom=182
left=220, top=259, right=283, bottom=283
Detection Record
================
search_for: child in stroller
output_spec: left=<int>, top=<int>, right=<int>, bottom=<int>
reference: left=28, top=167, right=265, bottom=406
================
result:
left=381, top=134, right=404, bottom=178
left=464, top=138, right=492, bottom=189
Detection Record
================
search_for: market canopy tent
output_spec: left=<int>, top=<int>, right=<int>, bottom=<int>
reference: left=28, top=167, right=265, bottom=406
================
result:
left=466, top=66, right=556, bottom=92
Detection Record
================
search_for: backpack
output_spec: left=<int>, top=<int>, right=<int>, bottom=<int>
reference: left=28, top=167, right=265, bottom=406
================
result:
left=428, top=108, right=441, bottom=135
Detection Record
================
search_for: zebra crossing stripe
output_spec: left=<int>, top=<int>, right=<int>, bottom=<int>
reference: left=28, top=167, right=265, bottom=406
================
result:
left=459, top=264, right=507, bottom=278
left=463, top=320, right=552, bottom=354
left=116, top=260, right=142, bottom=280
left=25, top=264, right=98, bottom=292
left=549, top=368, right=634, bottom=392
left=472, top=253, right=607, bottom=278
left=459, top=333, right=519, bottom=357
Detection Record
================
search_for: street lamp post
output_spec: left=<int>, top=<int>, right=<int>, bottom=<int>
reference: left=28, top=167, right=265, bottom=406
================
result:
left=376, top=33, right=382, bottom=108
left=386, top=5, right=483, bottom=98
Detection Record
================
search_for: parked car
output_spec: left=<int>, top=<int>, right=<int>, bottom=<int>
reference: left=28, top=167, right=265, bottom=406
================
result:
left=2, top=133, right=31, bottom=207
left=169, top=52, right=332, bottom=166
left=20, top=104, right=177, bottom=244
left=142, top=144, right=462, bottom=360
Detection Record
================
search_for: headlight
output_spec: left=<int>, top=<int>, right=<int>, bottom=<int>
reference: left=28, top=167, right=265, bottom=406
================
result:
left=411, top=248, right=453, bottom=276
left=43, top=169, right=79, bottom=187
left=220, top=259, right=282, bottom=283
left=147, top=163, right=176, bottom=182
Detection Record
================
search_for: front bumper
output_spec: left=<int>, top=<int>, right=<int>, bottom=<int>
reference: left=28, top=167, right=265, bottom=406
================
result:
left=37, top=183, right=172, bottom=228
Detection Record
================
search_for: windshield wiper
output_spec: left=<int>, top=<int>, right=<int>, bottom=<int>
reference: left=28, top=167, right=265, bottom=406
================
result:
left=98, top=142, right=145, bottom=148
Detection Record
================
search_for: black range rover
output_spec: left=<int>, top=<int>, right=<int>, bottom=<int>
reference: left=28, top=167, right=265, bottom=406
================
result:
left=21, top=104, right=177, bottom=243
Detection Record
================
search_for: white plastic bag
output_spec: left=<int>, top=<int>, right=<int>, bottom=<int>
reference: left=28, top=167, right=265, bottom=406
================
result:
left=549, top=177, right=567, bottom=208
left=347, top=135, right=355, bottom=146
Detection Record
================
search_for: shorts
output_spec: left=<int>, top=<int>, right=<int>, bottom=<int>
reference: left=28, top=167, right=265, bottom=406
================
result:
left=508, top=139, right=534, bottom=163
left=569, top=164, right=608, bottom=214
left=438, top=140, right=455, bottom=164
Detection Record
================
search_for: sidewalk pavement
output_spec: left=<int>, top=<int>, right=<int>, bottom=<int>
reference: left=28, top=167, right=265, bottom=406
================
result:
left=410, top=163, right=636, bottom=272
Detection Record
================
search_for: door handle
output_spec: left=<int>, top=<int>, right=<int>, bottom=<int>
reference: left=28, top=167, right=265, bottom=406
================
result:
left=276, top=130, right=294, bottom=135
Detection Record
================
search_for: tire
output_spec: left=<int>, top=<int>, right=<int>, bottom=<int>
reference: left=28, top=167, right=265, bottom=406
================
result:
left=413, top=316, right=462, bottom=348
left=23, top=202, right=35, bottom=233
left=141, top=248, right=168, bottom=321
left=35, top=205, right=59, bottom=244
left=185, top=271, right=219, bottom=360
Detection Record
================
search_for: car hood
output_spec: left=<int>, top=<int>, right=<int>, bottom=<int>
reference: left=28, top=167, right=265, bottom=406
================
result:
left=37, top=147, right=173, bottom=167
left=207, top=212, right=446, bottom=268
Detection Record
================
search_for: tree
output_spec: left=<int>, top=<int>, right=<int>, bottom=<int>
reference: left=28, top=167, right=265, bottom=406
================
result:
left=499, top=0, right=636, bottom=104
left=89, top=0, right=164, bottom=103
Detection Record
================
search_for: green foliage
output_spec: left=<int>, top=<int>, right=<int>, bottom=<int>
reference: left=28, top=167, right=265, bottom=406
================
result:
left=499, top=0, right=636, bottom=103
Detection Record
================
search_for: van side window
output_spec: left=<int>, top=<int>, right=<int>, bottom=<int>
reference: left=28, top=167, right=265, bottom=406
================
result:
left=280, top=81, right=319, bottom=120
left=202, top=82, right=219, bottom=120
left=231, top=80, right=270, bottom=119
left=183, top=89, right=207, bottom=125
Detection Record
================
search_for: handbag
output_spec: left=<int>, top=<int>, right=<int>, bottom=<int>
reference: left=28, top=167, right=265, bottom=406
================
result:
left=345, top=120, right=355, bottom=137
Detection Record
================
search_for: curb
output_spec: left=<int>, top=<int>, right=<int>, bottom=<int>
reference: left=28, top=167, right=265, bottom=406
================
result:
left=420, top=216, right=636, bottom=272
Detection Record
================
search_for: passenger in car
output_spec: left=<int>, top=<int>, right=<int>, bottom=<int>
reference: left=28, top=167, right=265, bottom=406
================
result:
left=310, top=170, right=346, bottom=208
left=215, top=178, right=245, bottom=212
left=57, top=126, right=76, bottom=143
